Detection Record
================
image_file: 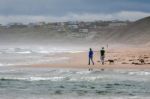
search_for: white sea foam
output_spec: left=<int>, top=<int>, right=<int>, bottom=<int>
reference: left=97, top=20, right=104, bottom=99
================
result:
left=33, top=50, right=50, bottom=54
left=0, top=63, right=14, bottom=67
left=0, top=63, right=3, bottom=66
left=69, top=76, right=104, bottom=82
left=0, top=75, right=105, bottom=82
left=76, top=71, right=92, bottom=74
left=0, top=47, right=85, bottom=55
left=15, top=51, right=32, bottom=54
left=0, top=76, right=66, bottom=81
left=29, top=77, right=65, bottom=81
left=0, top=48, right=32, bottom=54
left=128, top=71, right=150, bottom=76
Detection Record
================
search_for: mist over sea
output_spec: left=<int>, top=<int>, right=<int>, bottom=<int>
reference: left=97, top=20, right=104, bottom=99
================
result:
left=0, top=46, right=84, bottom=66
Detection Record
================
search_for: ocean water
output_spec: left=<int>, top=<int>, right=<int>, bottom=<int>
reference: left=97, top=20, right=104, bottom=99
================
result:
left=0, top=47, right=80, bottom=66
left=0, top=47, right=150, bottom=99
left=0, top=66, right=150, bottom=99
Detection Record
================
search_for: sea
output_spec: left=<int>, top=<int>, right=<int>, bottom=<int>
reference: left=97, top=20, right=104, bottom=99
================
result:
left=0, top=47, right=79, bottom=66
left=0, top=47, right=150, bottom=99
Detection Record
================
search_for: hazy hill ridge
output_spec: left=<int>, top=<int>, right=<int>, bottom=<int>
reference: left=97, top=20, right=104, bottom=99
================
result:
left=0, top=16, right=150, bottom=46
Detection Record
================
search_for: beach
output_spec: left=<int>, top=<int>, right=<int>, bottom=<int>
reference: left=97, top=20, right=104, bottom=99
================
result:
left=29, top=47, right=150, bottom=70
left=0, top=47, right=150, bottom=99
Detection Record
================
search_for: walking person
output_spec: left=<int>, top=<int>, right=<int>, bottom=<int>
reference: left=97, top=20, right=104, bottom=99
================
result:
left=88, top=48, right=94, bottom=65
left=100, top=47, right=105, bottom=65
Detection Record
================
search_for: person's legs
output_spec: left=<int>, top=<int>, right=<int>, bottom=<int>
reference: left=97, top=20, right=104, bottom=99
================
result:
left=88, top=57, right=93, bottom=71
left=102, top=56, right=105, bottom=65
left=101, top=56, right=105, bottom=65
left=90, top=58, right=94, bottom=71
left=88, top=57, right=91, bottom=65
left=102, top=60, right=104, bottom=65
left=91, top=57, right=94, bottom=65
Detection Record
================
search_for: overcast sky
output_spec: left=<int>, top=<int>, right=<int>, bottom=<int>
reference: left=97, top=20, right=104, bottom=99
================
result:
left=0, top=0, right=150, bottom=24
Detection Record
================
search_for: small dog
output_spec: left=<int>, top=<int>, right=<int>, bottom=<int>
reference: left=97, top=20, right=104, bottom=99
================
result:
left=138, top=59, right=145, bottom=64
left=108, top=59, right=114, bottom=64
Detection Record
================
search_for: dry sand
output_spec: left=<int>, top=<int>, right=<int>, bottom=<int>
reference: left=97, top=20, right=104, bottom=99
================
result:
left=28, top=47, right=150, bottom=70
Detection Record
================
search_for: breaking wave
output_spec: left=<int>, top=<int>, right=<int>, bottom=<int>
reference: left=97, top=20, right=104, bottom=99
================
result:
left=0, top=67, right=150, bottom=99
left=0, top=47, right=84, bottom=54
left=128, top=71, right=150, bottom=76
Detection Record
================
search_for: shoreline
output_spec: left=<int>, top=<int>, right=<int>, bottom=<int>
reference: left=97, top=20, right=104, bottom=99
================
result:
left=1, top=47, right=150, bottom=70
left=17, top=64, right=150, bottom=71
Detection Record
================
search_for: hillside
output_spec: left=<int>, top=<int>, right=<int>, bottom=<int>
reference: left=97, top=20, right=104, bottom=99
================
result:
left=93, top=16, right=150, bottom=46
left=117, top=16, right=150, bottom=45
left=0, top=16, right=150, bottom=47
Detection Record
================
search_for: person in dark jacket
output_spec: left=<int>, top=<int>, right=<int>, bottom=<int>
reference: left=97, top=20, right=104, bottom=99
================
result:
left=100, top=47, right=105, bottom=65
left=88, top=48, right=94, bottom=65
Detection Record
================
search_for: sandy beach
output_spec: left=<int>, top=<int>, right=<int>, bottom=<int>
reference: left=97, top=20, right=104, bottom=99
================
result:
left=29, top=47, right=150, bottom=70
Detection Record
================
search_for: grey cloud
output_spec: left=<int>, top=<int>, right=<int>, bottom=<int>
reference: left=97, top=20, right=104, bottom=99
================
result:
left=0, top=11, right=150, bottom=25
left=0, top=0, right=150, bottom=16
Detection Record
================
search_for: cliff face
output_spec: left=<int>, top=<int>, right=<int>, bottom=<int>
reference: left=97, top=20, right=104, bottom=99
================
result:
left=0, top=16, right=150, bottom=47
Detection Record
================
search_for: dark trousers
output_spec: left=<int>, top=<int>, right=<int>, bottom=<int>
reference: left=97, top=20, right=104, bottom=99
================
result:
left=88, top=57, right=94, bottom=65
left=101, top=56, right=105, bottom=65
